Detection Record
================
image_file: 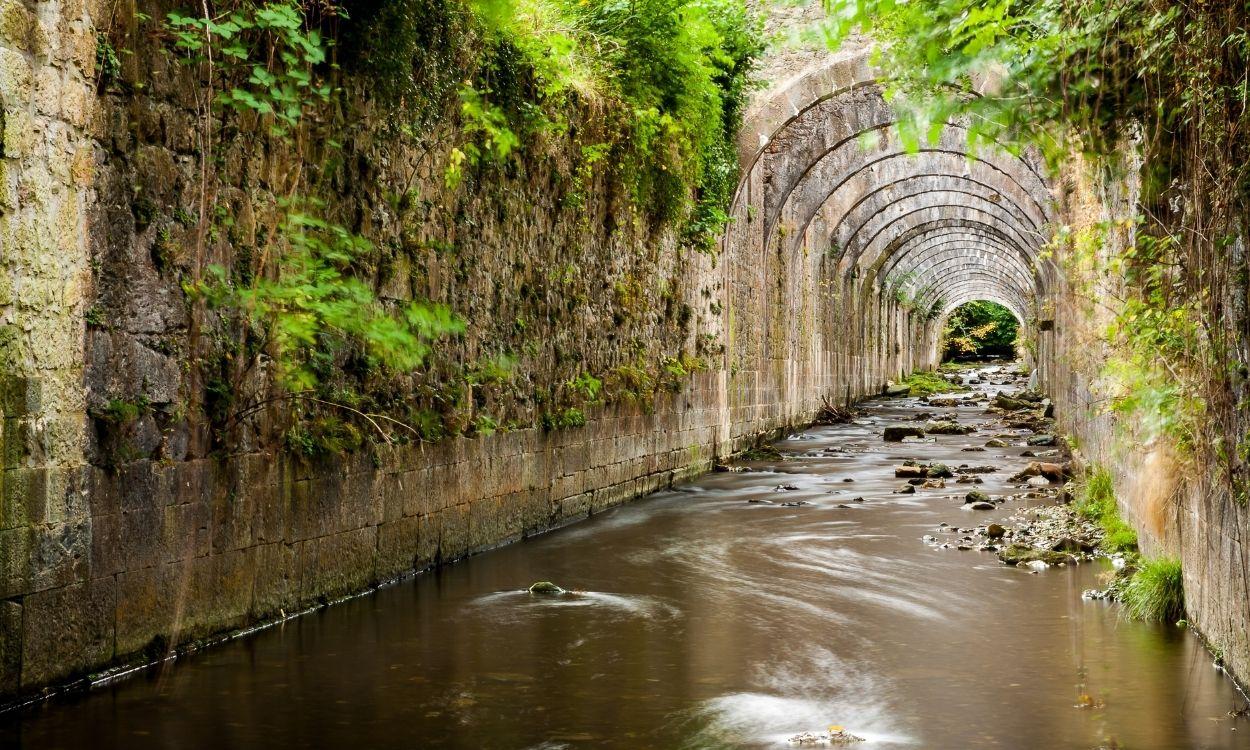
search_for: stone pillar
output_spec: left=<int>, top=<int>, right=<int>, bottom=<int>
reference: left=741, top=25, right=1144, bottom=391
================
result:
left=0, top=0, right=98, bottom=696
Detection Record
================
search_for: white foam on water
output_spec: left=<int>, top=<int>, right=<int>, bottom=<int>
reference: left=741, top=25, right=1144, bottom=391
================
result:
left=466, top=590, right=681, bottom=623
left=686, top=647, right=914, bottom=748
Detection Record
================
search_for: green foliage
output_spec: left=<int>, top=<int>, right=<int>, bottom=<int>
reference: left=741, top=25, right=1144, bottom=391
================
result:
left=166, top=2, right=337, bottom=137
left=467, top=353, right=517, bottom=386
left=187, top=202, right=465, bottom=392
left=567, top=371, right=603, bottom=402
left=822, top=0, right=1247, bottom=167
left=899, top=371, right=966, bottom=397
left=1073, top=467, right=1139, bottom=554
left=95, top=31, right=122, bottom=88
left=1122, top=556, right=1185, bottom=622
left=84, top=305, right=107, bottom=329
left=825, top=0, right=1248, bottom=478
left=942, top=300, right=1019, bottom=360
left=458, top=0, right=763, bottom=249
left=541, top=407, right=587, bottom=430
left=284, top=415, right=364, bottom=456
left=96, top=397, right=151, bottom=424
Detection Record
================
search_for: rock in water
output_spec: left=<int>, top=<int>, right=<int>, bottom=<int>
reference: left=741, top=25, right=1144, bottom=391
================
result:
left=926, top=421, right=974, bottom=435
left=1051, top=536, right=1094, bottom=553
left=965, top=490, right=991, bottom=504
left=528, top=581, right=566, bottom=595
left=984, top=438, right=1010, bottom=448
left=1026, top=434, right=1056, bottom=446
left=993, top=394, right=1033, bottom=411
left=894, top=465, right=928, bottom=478
left=884, top=383, right=911, bottom=396
left=883, top=426, right=926, bottom=441
left=987, top=523, right=1007, bottom=539
left=1010, top=461, right=1069, bottom=482
left=997, top=544, right=1078, bottom=566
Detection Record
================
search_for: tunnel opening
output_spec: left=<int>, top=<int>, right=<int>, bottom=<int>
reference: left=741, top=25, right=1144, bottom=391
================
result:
left=940, top=300, right=1020, bottom=362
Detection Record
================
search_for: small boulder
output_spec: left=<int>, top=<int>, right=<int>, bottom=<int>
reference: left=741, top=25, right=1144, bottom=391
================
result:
left=895, top=484, right=916, bottom=494
left=884, top=426, right=926, bottom=442
left=984, top=438, right=1010, bottom=448
left=1051, top=537, right=1094, bottom=553
left=994, top=394, right=1033, bottom=411
left=894, top=465, right=929, bottom=478
left=957, top=465, right=997, bottom=474
left=884, top=383, right=911, bottom=396
left=965, top=501, right=996, bottom=510
left=1026, top=434, right=1056, bottom=446
left=986, top=523, right=1007, bottom=539
left=964, top=490, right=991, bottom=504
left=997, top=544, right=1077, bottom=567
left=927, top=463, right=954, bottom=478
left=926, top=421, right=975, bottom=435
left=1010, top=461, right=1069, bottom=482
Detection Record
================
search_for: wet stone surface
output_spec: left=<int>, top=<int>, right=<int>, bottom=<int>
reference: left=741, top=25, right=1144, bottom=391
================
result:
left=3, top=363, right=1248, bottom=749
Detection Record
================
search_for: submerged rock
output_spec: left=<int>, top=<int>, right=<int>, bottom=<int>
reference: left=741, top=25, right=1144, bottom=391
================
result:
left=528, top=581, right=566, bottom=595
left=788, top=729, right=866, bottom=746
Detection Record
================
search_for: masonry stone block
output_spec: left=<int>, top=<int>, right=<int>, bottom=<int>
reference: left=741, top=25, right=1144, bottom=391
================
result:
left=21, top=578, right=115, bottom=689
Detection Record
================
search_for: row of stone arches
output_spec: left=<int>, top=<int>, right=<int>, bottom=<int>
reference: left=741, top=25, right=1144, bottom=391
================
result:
left=716, top=47, right=1055, bottom=417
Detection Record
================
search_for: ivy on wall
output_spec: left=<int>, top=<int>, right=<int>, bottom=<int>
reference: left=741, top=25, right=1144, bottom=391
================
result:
left=823, top=0, right=1248, bottom=494
left=138, top=0, right=762, bottom=457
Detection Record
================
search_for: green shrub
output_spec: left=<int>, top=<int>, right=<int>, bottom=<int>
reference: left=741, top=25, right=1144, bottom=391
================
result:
left=1122, top=557, right=1184, bottom=622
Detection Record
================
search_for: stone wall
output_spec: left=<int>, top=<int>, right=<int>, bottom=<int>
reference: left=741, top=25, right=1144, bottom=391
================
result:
left=0, top=3, right=938, bottom=699
left=1039, top=152, right=1250, bottom=689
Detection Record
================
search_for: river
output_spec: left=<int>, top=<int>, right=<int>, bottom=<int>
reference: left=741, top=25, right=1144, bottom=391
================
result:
left=3, top=364, right=1247, bottom=748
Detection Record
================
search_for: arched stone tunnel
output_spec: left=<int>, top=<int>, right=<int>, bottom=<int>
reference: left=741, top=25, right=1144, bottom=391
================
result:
left=718, top=50, right=1057, bottom=415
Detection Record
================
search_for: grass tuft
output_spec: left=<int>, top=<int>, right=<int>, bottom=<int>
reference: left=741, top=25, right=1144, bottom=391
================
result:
left=1073, top=467, right=1139, bottom=553
left=1122, top=557, right=1185, bottom=622
left=900, top=371, right=967, bottom=397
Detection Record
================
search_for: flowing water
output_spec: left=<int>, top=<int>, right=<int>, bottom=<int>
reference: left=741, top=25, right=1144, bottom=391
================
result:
left=4, top=364, right=1248, bottom=749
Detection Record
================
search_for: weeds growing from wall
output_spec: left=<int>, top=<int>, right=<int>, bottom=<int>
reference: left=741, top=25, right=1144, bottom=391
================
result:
left=155, top=0, right=758, bottom=455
